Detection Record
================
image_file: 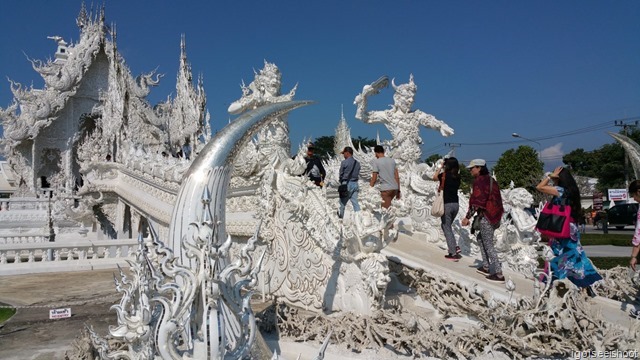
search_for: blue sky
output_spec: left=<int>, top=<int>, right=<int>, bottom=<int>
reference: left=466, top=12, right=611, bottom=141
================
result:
left=1, top=1, right=639, bottom=171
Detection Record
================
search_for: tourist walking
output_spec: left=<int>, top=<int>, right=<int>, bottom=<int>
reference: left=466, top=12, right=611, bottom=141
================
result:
left=304, top=145, right=326, bottom=187
left=535, top=166, right=602, bottom=296
left=432, top=157, right=461, bottom=261
left=627, top=180, right=640, bottom=272
left=370, top=145, right=400, bottom=208
left=461, top=159, right=505, bottom=283
left=338, top=146, right=360, bottom=219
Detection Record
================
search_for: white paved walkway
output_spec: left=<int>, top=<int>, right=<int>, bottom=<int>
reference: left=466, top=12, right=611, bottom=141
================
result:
left=384, top=232, right=636, bottom=325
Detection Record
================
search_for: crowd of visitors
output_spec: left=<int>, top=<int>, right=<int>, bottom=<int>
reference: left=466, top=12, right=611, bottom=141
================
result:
left=304, top=145, right=639, bottom=295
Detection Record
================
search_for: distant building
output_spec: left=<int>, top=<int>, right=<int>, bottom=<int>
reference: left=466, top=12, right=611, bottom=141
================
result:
left=0, top=161, right=18, bottom=198
left=574, top=175, right=599, bottom=209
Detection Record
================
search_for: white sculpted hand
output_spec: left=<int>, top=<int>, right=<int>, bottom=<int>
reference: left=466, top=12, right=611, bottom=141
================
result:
left=440, top=123, right=454, bottom=137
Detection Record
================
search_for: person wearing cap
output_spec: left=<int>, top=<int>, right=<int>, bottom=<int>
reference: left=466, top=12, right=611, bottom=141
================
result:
left=338, top=146, right=361, bottom=219
left=370, top=145, right=400, bottom=208
left=461, top=159, right=505, bottom=283
left=304, top=145, right=326, bottom=187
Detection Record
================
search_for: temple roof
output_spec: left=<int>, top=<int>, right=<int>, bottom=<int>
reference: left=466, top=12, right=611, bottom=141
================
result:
left=0, top=5, right=108, bottom=146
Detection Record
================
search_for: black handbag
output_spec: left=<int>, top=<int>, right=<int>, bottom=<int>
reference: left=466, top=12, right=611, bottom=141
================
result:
left=338, top=184, right=349, bottom=198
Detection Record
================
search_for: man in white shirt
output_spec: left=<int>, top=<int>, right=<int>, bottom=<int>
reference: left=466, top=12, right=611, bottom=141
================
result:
left=370, top=145, right=400, bottom=208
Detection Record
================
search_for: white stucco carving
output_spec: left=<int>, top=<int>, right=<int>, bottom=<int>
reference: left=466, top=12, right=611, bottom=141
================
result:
left=3, top=5, right=635, bottom=358
left=354, top=75, right=454, bottom=170
left=227, top=61, right=299, bottom=181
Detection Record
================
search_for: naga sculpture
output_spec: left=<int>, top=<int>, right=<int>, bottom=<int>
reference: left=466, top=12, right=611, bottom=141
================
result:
left=2, top=5, right=636, bottom=357
left=91, top=101, right=312, bottom=359
left=609, top=131, right=640, bottom=180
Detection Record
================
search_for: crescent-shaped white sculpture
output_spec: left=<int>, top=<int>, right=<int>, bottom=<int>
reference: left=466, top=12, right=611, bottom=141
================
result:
left=608, top=131, right=640, bottom=180
left=168, top=100, right=312, bottom=266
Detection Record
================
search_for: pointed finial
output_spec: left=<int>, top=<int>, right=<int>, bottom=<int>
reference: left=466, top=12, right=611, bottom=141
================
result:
left=99, top=3, right=106, bottom=24
left=76, top=2, right=88, bottom=29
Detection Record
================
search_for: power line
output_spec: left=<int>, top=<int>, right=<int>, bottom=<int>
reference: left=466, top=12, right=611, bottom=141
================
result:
left=423, top=144, right=447, bottom=153
left=454, top=117, right=638, bottom=146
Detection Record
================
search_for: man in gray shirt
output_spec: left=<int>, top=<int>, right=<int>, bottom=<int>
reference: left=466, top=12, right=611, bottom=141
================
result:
left=370, top=145, right=400, bottom=208
left=338, top=146, right=361, bottom=219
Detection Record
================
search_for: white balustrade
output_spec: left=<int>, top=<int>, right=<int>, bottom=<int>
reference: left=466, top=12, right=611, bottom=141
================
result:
left=0, top=235, right=50, bottom=244
left=0, top=197, right=51, bottom=211
left=0, top=238, right=139, bottom=275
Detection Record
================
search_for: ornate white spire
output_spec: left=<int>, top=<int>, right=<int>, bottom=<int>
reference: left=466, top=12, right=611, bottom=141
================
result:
left=334, top=106, right=354, bottom=156
left=76, top=2, right=88, bottom=30
left=163, top=34, right=207, bottom=153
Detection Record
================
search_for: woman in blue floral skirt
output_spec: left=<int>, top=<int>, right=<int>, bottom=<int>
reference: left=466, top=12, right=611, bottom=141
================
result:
left=536, top=166, right=602, bottom=296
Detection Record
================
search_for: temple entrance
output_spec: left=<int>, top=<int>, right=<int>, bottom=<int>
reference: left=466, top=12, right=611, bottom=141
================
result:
left=38, top=148, right=61, bottom=193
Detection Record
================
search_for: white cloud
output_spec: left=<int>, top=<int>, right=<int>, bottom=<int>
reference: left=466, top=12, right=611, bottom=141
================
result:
left=540, top=143, right=564, bottom=171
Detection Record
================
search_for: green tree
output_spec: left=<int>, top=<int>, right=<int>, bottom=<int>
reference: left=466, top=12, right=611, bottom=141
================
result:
left=459, top=166, right=473, bottom=194
left=312, top=136, right=335, bottom=159
left=352, top=136, right=377, bottom=151
left=562, top=148, right=598, bottom=178
left=591, top=143, right=626, bottom=191
left=563, top=128, right=640, bottom=192
left=310, top=135, right=377, bottom=160
left=424, top=153, right=442, bottom=165
left=494, top=145, right=543, bottom=202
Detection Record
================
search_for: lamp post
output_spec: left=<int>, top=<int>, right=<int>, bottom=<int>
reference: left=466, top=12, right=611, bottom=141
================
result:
left=512, top=133, right=541, bottom=160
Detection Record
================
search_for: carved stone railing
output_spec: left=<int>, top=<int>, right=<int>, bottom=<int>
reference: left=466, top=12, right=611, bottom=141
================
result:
left=0, top=238, right=138, bottom=275
left=0, top=196, right=51, bottom=211
left=0, top=234, right=50, bottom=244
left=83, top=163, right=268, bottom=237
left=126, top=157, right=191, bottom=185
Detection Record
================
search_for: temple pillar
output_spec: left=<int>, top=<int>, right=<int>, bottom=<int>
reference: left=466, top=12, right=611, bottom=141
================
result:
left=131, top=209, right=141, bottom=239
left=65, top=149, right=73, bottom=193
left=124, top=204, right=132, bottom=239
left=31, top=142, right=37, bottom=191
left=115, top=199, right=125, bottom=239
